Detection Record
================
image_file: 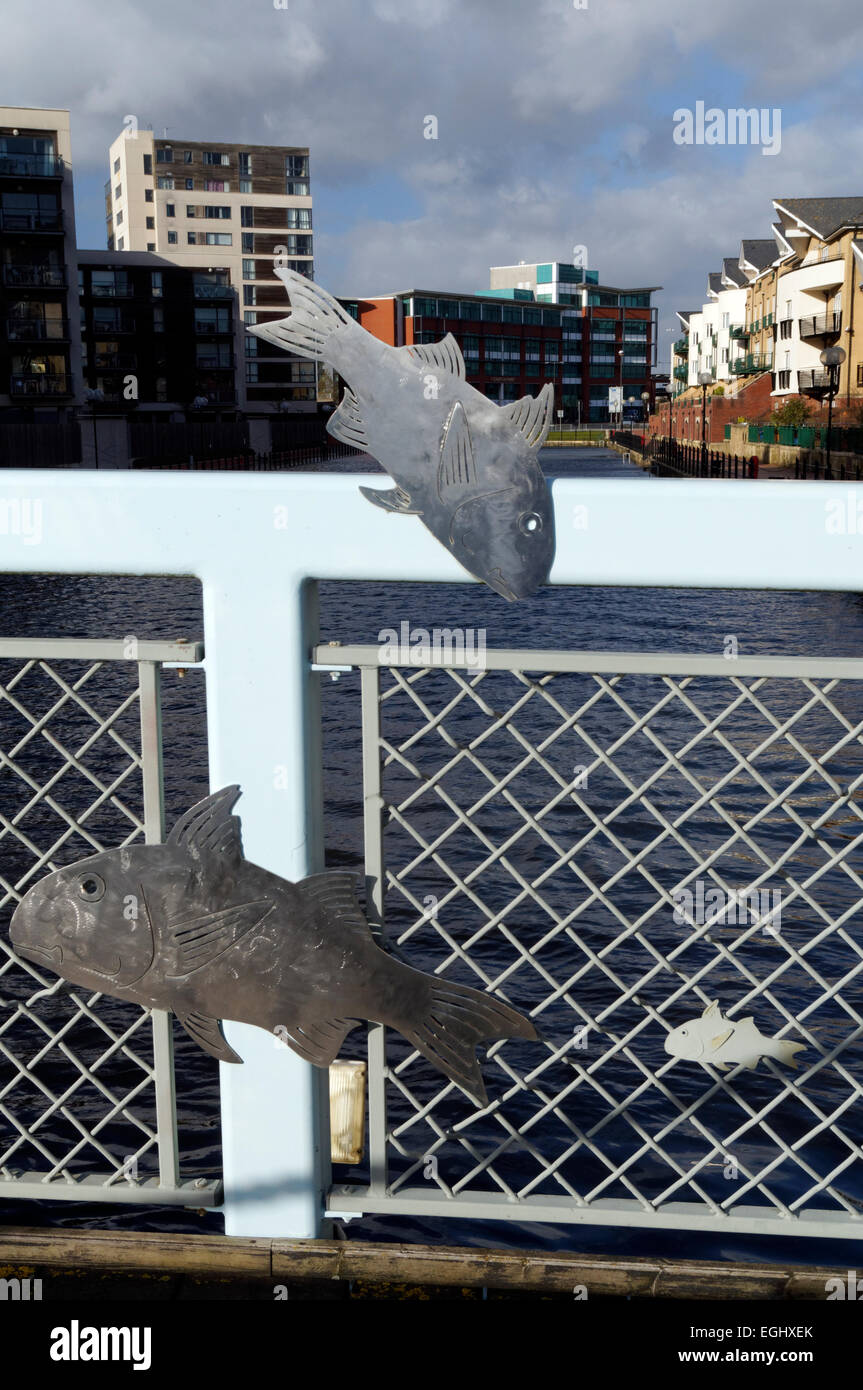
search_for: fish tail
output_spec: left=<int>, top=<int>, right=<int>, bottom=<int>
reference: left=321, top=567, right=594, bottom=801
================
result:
left=775, top=1039, right=806, bottom=1069
left=246, top=268, right=355, bottom=361
left=401, top=979, right=537, bottom=1106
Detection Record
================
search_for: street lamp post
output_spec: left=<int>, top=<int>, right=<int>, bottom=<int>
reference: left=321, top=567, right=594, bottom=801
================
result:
left=698, top=370, right=714, bottom=474
left=641, top=389, right=651, bottom=450
left=820, top=346, right=846, bottom=476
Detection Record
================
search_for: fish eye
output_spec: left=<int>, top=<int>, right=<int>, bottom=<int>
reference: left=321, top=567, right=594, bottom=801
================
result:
left=77, top=872, right=106, bottom=903
left=519, top=512, right=543, bottom=535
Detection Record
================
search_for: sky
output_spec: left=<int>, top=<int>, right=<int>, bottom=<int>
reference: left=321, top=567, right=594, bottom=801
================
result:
left=4, top=0, right=863, bottom=356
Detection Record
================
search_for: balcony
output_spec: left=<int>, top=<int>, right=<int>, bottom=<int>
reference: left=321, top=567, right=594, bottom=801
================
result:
left=0, top=154, right=63, bottom=178
left=673, top=338, right=689, bottom=355
left=673, top=364, right=688, bottom=380
left=0, top=210, right=63, bottom=233
left=732, top=354, right=771, bottom=375
left=2, top=264, right=66, bottom=288
left=91, top=315, right=136, bottom=335
left=9, top=373, right=70, bottom=397
left=729, top=325, right=748, bottom=340
left=5, top=316, right=69, bottom=341
left=798, top=369, right=831, bottom=392
left=194, top=281, right=233, bottom=300
left=798, top=311, right=842, bottom=340
left=92, top=353, right=138, bottom=371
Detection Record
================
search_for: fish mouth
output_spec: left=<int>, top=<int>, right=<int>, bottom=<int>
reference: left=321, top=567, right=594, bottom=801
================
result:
left=486, top=568, right=537, bottom=603
left=13, top=941, right=63, bottom=967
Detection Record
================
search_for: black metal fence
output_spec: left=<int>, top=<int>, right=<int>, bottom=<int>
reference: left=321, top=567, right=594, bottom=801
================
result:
left=648, top=437, right=759, bottom=479
left=132, top=441, right=364, bottom=470
left=0, top=422, right=82, bottom=469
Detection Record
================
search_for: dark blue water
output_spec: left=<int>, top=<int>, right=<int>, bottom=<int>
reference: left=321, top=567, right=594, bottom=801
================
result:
left=2, top=448, right=863, bottom=1268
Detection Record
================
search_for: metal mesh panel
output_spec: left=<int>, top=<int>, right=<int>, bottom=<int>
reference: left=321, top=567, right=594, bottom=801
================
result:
left=0, top=643, right=219, bottom=1205
left=328, top=649, right=863, bottom=1238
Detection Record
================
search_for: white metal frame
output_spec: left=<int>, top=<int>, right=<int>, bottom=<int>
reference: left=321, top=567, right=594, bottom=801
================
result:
left=0, top=467, right=861, bottom=1238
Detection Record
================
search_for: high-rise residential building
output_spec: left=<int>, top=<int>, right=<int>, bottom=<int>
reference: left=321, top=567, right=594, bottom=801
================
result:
left=105, top=129, right=315, bottom=412
left=490, top=259, right=660, bottom=421
left=0, top=107, right=82, bottom=415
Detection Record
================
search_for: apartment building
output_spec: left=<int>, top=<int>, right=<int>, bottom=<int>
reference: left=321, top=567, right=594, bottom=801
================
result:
left=340, top=278, right=657, bottom=425
left=771, top=198, right=863, bottom=402
left=0, top=106, right=82, bottom=415
left=105, top=129, right=314, bottom=412
left=78, top=250, right=237, bottom=411
left=489, top=260, right=660, bottom=421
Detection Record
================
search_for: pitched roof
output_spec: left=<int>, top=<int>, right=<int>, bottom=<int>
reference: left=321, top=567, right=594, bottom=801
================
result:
left=721, top=257, right=747, bottom=287
left=774, top=197, right=863, bottom=240
left=707, top=272, right=723, bottom=295
left=739, top=239, right=777, bottom=272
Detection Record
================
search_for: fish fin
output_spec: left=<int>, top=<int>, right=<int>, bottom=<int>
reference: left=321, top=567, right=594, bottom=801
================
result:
left=276, top=1017, right=358, bottom=1068
left=165, top=899, right=275, bottom=977
left=776, top=1040, right=806, bottom=1070
left=403, top=334, right=466, bottom=381
left=298, top=872, right=373, bottom=936
left=400, top=978, right=537, bottom=1107
left=246, top=268, right=354, bottom=360
left=438, top=402, right=478, bottom=499
left=166, top=786, right=244, bottom=865
left=359, top=484, right=419, bottom=515
left=710, top=1028, right=734, bottom=1050
left=177, top=1010, right=243, bottom=1064
left=328, top=388, right=370, bottom=450
left=500, top=382, right=554, bottom=450
left=701, top=1000, right=721, bottom=1019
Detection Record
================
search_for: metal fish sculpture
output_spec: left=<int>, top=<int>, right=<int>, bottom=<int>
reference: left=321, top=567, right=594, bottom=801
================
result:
left=9, top=787, right=536, bottom=1105
left=248, top=269, right=556, bottom=601
left=664, top=1000, right=805, bottom=1072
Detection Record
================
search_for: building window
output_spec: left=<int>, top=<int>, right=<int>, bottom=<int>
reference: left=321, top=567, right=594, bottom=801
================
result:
left=147, top=242, right=155, bottom=251
left=203, top=151, right=230, bottom=166
left=242, top=259, right=255, bottom=279
left=114, top=184, right=121, bottom=200
left=239, top=179, right=252, bottom=193
left=186, top=205, right=196, bottom=217
left=113, top=157, right=120, bottom=174
left=241, top=233, right=254, bottom=253
left=166, top=203, right=175, bottom=217
left=185, top=178, right=194, bottom=190
left=196, top=342, right=233, bottom=368
left=244, top=311, right=257, bottom=324
left=286, top=180, right=309, bottom=196
left=195, top=306, right=231, bottom=333
left=241, top=206, right=254, bottom=227
left=156, top=146, right=173, bottom=162
left=151, top=271, right=163, bottom=298
left=188, top=231, right=197, bottom=244
left=145, top=188, right=153, bottom=203
left=244, top=286, right=256, bottom=306
left=204, top=205, right=231, bottom=219
left=117, top=236, right=124, bottom=250
left=183, top=150, right=194, bottom=164
left=205, top=232, right=232, bottom=245
left=157, top=176, right=174, bottom=190
left=286, top=208, right=312, bottom=229
left=167, top=230, right=178, bottom=244
left=246, top=362, right=259, bottom=384
left=143, top=154, right=152, bottom=175
left=146, top=216, right=154, bottom=229
left=286, top=155, right=308, bottom=178
left=205, top=179, right=229, bottom=192
left=116, top=209, right=123, bottom=224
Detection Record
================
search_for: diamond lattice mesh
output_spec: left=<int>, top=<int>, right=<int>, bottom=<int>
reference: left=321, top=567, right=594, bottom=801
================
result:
left=0, top=658, right=159, bottom=1189
left=371, top=664, right=863, bottom=1223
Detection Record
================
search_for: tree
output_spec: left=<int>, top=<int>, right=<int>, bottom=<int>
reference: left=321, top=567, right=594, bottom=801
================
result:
left=770, top=396, right=813, bottom=427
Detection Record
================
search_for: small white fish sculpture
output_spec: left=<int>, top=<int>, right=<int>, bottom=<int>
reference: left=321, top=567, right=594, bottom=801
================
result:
left=664, top=1000, right=805, bottom=1071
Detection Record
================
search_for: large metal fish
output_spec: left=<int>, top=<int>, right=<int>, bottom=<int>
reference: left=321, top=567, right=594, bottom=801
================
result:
left=9, top=787, right=536, bottom=1105
left=249, top=269, right=556, bottom=600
